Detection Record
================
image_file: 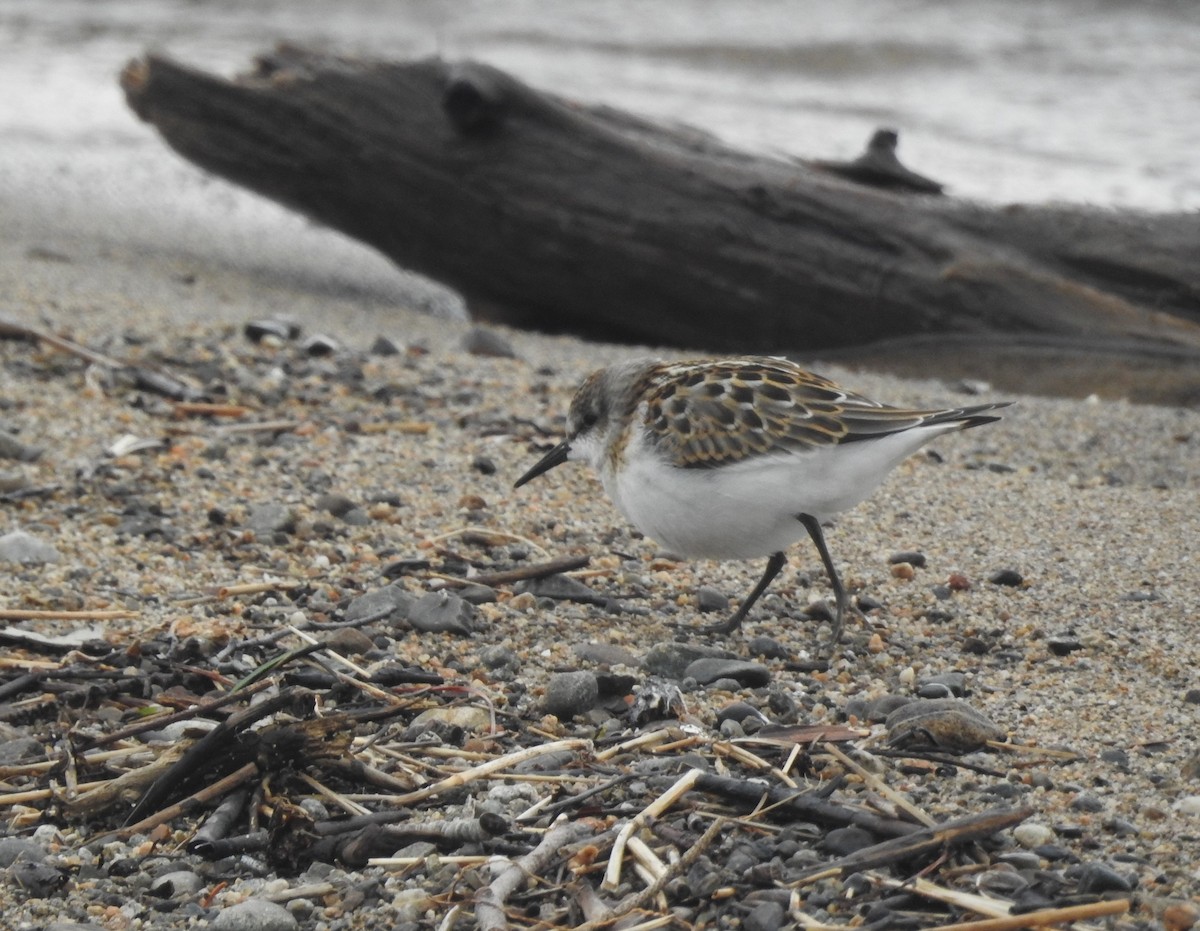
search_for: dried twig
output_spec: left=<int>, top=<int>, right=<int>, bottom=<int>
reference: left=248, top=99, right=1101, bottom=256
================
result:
left=924, top=898, right=1129, bottom=931
left=789, top=806, right=1035, bottom=886
left=0, top=608, right=139, bottom=621
left=474, top=819, right=596, bottom=931
left=603, top=767, right=703, bottom=891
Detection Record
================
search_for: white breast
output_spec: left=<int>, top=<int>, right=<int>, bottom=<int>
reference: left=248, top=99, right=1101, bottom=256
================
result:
left=601, top=424, right=958, bottom=560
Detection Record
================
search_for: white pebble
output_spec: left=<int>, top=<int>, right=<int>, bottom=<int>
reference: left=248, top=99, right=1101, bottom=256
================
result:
left=1013, top=823, right=1054, bottom=848
left=1174, top=795, right=1200, bottom=816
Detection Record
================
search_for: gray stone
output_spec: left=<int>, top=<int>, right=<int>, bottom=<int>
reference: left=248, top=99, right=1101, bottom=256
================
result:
left=406, top=591, right=475, bottom=635
left=885, top=698, right=1004, bottom=752
left=345, top=584, right=417, bottom=625
left=543, top=671, right=599, bottom=719
left=0, top=837, right=45, bottom=867
left=642, top=642, right=736, bottom=680
left=246, top=503, right=295, bottom=536
left=743, top=902, right=786, bottom=931
left=460, top=326, right=518, bottom=358
left=0, top=736, right=45, bottom=765
left=149, top=870, right=204, bottom=898
left=684, top=658, right=770, bottom=688
left=0, top=529, right=61, bottom=564
left=209, top=899, right=298, bottom=931
left=0, top=431, right=43, bottom=462
left=695, top=586, right=730, bottom=614
left=573, top=642, right=639, bottom=667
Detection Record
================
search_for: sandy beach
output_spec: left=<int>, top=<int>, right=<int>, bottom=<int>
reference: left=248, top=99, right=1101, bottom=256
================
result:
left=2, top=7, right=1200, bottom=926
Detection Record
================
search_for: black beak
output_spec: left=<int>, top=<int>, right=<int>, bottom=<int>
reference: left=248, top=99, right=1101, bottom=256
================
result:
left=514, top=441, right=571, bottom=488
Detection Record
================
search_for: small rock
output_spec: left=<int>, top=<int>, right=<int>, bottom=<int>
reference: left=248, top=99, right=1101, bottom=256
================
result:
left=947, top=572, right=972, bottom=591
left=543, top=671, right=600, bottom=719
left=820, top=826, right=875, bottom=856
left=1183, top=689, right=1200, bottom=705
left=480, top=645, right=520, bottom=671
left=1013, top=823, right=1055, bottom=849
left=409, top=705, right=493, bottom=734
left=885, top=698, right=1004, bottom=751
left=461, top=326, right=518, bottom=358
left=516, top=574, right=607, bottom=606
left=1174, top=795, right=1200, bottom=816
left=0, top=530, right=61, bottom=564
left=244, top=318, right=300, bottom=343
left=695, top=586, right=730, bottom=614
left=471, top=455, right=497, bottom=475
left=642, top=642, right=736, bottom=680
left=988, top=568, right=1024, bottom=587
left=369, top=335, right=402, bottom=356
left=917, top=672, right=966, bottom=698
left=345, top=584, right=417, bottom=625
left=888, top=550, right=927, bottom=567
left=573, top=642, right=639, bottom=667
left=456, top=582, right=499, bottom=605
left=149, top=870, right=204, bottom=898
left=961, top=636, right=990, bottom=655
left=406, top=591, right=475, bottom=635
left=0, top=736, right=44, bottom=765
left=0, top=467, right=30, bottom=492
left=716, top=701, right=767, bottom=726
left=246, top=503, right=295, bottom=536
left=209, top=898, right=299, bottom=931
left=0, top=837, right=45, bottom=867
left=1163, top=903, right=1200, bottom=931
left=299, top=334, right=339, bottom=356
left=0, top=432, right=43, bottom=462
left=1047, top=637, right=1083, bottom=656
left=1072, top=862, right=1133, bottom=894
left=1069, top=794, right=1105, bottom=813
left=746, top=635, right=789, bottom=659
left=7, top=860, right=67, bottom=897
left=743, top=901, right=786, bottom=931
left=684, top=658, right=770, bottom=688
left=315, top=492, right=357, bottom=517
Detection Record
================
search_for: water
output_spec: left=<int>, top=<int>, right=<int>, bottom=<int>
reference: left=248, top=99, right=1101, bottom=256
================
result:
left=1, top=0, right=1197, bottom=299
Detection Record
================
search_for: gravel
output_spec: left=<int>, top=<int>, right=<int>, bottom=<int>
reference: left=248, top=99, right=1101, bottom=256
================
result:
left=1, top=210, right=1198, bottom=927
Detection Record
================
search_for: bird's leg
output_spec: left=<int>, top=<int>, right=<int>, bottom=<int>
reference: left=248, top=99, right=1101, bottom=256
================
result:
left=699, top=550, right=786, bottom=635
left=798, top=513, right=847, bottom=645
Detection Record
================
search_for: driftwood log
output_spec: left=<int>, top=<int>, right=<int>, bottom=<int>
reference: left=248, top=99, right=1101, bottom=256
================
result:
left=120, top=47, right=1200, bottom=403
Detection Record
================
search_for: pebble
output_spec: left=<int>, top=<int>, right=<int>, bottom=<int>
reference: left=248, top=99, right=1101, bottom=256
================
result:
left=573, top=642, right=639, bottom=667
left=456, top=582, right=499, bottom=604
left=409, top=705, right=493, bottom=734
left=0, top=736, right=45, bottom=765
left=460, top=326, right=518, bottom=358
left=743, top=901, right=787, bottom=931
left=1184, top=689, right=1200, bottom=705
left=246, top=503, right=296, bottom=536
left=314, top=492, right=357, bottom=517
left=988, top=568, right=1024, bottom=586
left=0, top=431, right=44, bottom=461
left=916, top=672, right=966, bottom=698
left=0, top=467, right=30, bottom=492
left=885, top=698, right=1004, bottom=751
left=888, top=550, right=927, bottom=568
left=7, top=860, right=67, bottom=896
left=746, top=635, right=789, bottom=659
left=1047, top=636, right=1083, bottom=656
left=1174, top=795, right=1200, bottom=816
left=542, top=671, right=600, bottom=719
left=405, top=591, right=475, bottom=635
left=1072, top=862, right=1133, bottom=893
left=0, top=529, right=61, bottom=564
left=642, top=642, right=736, bottom=680
left=1013, top=823, right=1055, bottom=849
left=209, top=899, right=298, bottom=931
left=0, top=837, right=45, bottom=867
left=369, top=335, right=402, bottom=356
left=148, top=870, right=204, bottom=897
left=516, top=574, right=607, bottom=606
left=695, top=586, right=730, bottom=613
left=1163, top=903, right=1200, bottom=931
left=1069, top=794, right=1105, bottom=813
left=684, top=658, right=770, bottom=688
left=820, top=826, right=875, bottom=856
left=344, top=584, right=417, bottom=624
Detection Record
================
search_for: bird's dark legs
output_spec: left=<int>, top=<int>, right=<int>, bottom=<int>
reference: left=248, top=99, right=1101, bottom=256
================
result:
left=700, top=550, right=787, bottom=635
left=798, top=513, right=847, bottom=645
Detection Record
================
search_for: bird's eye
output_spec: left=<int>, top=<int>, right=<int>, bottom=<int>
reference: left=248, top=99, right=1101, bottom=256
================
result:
left=579, top=410, right=599, bottom=431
